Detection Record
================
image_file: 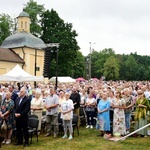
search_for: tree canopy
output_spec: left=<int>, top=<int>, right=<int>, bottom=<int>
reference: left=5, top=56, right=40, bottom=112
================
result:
left=1, top=0, right=150, bottom=81
left=24, top=0, right=45, bottom=37
left=103, top=55, right=119, bottom=80
left=0, top=14, right=13, bottom=45
left=40, top=9, right=80, bottom=77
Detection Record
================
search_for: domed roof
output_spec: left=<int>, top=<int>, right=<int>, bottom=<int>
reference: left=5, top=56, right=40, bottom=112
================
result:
left=1, top=31, right=45, bottom=49
left=18, top=11, right=30, bottom=18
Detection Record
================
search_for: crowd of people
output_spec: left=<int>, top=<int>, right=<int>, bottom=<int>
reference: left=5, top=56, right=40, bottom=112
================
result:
left=0, top=80, right=150, bottom=146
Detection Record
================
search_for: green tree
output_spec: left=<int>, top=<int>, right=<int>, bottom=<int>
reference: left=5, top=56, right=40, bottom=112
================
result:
left=101, top=48, right=115, bottom=55
left=0, top=14, right=13, bottom=45
left=145, top=66, right=150, bottom=80
left=136, top=65, right=147, bottom=80
left=40, top=9, right=79, bottom=77
left=124, top=55, right=138, bottom=80
left=72, top=51, right=85, bottom=78
left=90, top=50, right=100, bottom=78
left=117, top=54, right=128, bottom=80
left=24, top=0, right=45, bottom=36
left=103, top=55, right=120, bottom=80
left=94, top=48, right=115, bottom=77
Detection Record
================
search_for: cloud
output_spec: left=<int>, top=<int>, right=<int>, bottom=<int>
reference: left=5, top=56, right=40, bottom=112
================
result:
left=1, top=0, right=150, bottom=56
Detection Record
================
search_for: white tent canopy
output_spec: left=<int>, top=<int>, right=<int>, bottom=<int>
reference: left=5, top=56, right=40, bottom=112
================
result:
left=0, top=64, right=44, bottom=82
left=49, top=76, right=76, bottom=83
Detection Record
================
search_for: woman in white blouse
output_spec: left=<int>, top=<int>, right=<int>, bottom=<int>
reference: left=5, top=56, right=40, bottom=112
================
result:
left=31, top=90, right=44, bottom=131
left=61, top=92, right=74, bottom=140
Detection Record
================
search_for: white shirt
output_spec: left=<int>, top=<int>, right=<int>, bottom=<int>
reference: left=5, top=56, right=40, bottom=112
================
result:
left=61, top=99, right=74, bottom=119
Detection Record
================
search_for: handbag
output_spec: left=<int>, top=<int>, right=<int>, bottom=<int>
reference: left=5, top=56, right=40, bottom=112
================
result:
left=63, top=112, right=71, bottom=120
left=1, top=119, right=7, bottom=131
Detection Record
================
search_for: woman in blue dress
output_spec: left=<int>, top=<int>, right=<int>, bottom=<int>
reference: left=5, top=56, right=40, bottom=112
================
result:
left=97, top=91, right=110, bottom=136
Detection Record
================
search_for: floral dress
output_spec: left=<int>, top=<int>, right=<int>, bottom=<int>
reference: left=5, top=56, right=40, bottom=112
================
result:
left=112, top=98, right=126, bottom=135
left=0, top=99, right=15, bottom=129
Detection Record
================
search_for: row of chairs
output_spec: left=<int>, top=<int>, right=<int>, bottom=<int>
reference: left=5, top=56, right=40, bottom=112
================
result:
left=28, top=113, right=79, bottom=144
left=12, top=115, right=39, bottom=145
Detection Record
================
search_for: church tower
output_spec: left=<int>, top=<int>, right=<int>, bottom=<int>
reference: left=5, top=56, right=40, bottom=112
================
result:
left=1, top=10, right=45, bottom=76
left=17, top=10, right=30, bottom=33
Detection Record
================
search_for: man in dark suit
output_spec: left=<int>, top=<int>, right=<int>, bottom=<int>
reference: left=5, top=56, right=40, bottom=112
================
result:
left=15, top=87, right=30, bottom=147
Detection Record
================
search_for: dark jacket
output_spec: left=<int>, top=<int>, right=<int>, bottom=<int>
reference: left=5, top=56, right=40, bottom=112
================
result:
left=15, top=96, right=30, bottom=122
left=11, top=91, right=18, bottom=102
left=70, top=92, right=81, bottom=109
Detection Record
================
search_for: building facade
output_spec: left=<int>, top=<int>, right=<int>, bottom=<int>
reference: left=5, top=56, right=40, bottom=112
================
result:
left=0, top=11, right=45, bottom=76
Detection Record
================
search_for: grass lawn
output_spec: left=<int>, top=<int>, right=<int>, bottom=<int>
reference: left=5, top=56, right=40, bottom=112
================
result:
left=2, top=127, right=150, bottom=150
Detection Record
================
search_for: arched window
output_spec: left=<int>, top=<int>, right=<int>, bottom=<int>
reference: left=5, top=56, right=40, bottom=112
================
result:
left=25, top=21, right=27, bottom=29
left=21, top=21, right=23, bottom=28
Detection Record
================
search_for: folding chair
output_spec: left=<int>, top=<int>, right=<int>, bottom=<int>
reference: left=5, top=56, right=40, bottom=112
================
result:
left=28, top=118, right=39, bottom=144
left=79, top=107, right=86, bottom=126
left=28, top=114, right=38, bottom=119
left=72, top=114, right=79, bottom=137
left=57, top=113, right=63, bottom=135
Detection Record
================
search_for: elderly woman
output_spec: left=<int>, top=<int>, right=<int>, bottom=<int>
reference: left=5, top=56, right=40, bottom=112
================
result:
left=0, top=91, right=15, bottom=144
left=31, top=90, right=44, bottom=131
left=58, top=90, right=66, bottom=113
left=135, top=90, right=150, bottom=137
left=97, top=91, right=110, bottom=136
left=61, top=92, right=74, bottom=140
left=112, top=91, right=126, bottom=136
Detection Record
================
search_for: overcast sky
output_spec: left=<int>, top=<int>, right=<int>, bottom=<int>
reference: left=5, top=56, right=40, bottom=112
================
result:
left=1, top=0, right=150, bottom=56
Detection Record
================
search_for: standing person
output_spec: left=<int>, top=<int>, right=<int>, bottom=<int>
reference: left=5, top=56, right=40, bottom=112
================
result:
left=112, top=91, right=126, bottom=136
left=85, top=92, right=96, bottom=129
left=14, top=87, right=30, bottom=147
left=58, top=90, right=66, bottom=113
left=44, top=88, right=59, bottom=137
left=70, top=87, right=81, bottom=127
left=97, top=91, right=110, bottom=136
left=61, top=92, right=74, bottom=140
left=0, top=86, right=6, bottom=102
left=8, top=85, right=18, bottom=102
left=96, top=90, right=103, bottom=106
left=135, top=90, right=150, bottom=137
left=123, top=88, right=134, bottom=134
left=79, top=89, right=87, bottom=126
left=144, top=86, right=150, bottom=104
left=80, top=89, right=87, bottom=107
left=28, top=89, right=36, bottom=102
left=31, top=90, right=43, bottom=131
left=42, top=91, right=49, bottom=112
left=108, top=90, right=115, bottom=134
left=0, top=91, right=15, bottom=145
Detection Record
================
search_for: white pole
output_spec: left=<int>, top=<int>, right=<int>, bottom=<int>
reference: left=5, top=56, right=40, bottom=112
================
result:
left=115, top=123, right=150, bottom=142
